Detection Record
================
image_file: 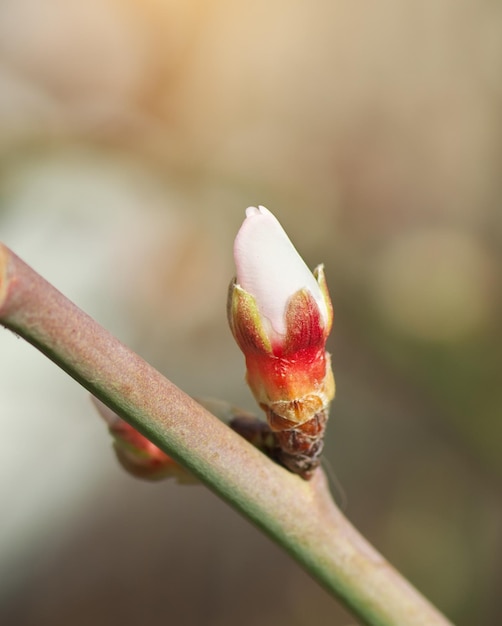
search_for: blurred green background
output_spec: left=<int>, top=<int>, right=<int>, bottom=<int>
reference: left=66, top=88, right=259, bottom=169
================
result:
left=0, top=1, right=501, bottom=625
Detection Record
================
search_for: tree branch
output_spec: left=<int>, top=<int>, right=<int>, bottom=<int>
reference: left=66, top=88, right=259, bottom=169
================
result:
left=0, top=242, right=453, bottom=626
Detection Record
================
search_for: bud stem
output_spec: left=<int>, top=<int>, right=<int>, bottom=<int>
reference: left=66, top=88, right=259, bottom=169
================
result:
left=0, top=242, right=452, bottom=626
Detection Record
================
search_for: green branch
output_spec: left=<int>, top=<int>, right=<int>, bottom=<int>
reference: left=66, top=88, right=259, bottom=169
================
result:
left=0, top=243, right=453, bottom=626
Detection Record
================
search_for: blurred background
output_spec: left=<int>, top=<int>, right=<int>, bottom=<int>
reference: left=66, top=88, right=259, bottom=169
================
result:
left=0, top=1, right=501, bottom=624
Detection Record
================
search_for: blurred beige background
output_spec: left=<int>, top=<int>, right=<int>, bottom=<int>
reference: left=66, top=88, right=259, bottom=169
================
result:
left=1, top=1, right=501, bottom=624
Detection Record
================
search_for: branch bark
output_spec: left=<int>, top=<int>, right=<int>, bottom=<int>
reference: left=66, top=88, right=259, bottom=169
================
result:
left=0, top=242, right=453, bottom=626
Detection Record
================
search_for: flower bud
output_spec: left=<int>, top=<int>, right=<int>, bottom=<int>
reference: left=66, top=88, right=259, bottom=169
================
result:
left=92, top=397, right=195, bottom=483
left=228, top=206, right=335, bottom=478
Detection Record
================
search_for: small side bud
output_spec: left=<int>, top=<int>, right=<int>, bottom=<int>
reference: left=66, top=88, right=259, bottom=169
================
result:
left=91, top=397, right=195, bottom=483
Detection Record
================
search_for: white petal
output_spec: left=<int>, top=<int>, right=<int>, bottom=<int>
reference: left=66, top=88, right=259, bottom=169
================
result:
left=234, top=206, right=327, bottom=338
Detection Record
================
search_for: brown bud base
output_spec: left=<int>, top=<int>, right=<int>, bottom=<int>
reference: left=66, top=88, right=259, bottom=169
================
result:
left=230, top=409, right=328, bottom=480
left=272, top=410, right=328, bottom=480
